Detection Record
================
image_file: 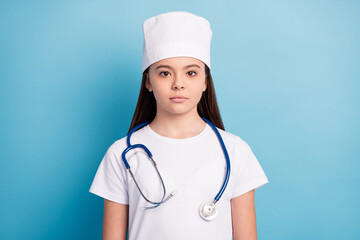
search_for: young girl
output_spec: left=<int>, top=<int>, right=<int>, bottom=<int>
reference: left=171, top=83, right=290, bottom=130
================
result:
left=90, top=11, right=268, bottom=240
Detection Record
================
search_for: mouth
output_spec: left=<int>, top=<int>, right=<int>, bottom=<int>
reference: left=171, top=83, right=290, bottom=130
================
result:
left=170, top=96, right=188, bottom=103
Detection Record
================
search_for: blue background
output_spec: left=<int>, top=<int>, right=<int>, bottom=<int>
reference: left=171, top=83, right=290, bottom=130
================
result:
left=1, top=0, right=359, bottom=239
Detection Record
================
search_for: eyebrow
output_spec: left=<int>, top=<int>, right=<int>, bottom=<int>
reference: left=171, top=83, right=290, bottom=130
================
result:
left=155, top=64, right=201, bottom=70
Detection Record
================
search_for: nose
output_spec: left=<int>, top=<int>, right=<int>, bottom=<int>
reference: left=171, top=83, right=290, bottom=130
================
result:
left=172, top=75, right=185, bottom=90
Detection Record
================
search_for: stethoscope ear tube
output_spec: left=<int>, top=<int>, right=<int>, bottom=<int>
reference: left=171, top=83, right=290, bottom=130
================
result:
left=122, top=121, right=151, bottom=169
left=123, top=121, right=174, bottom=208
left=121, top=143, right=153, bottom=169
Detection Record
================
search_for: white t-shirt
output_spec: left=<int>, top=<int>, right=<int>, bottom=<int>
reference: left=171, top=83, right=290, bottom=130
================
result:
left=89, top=123, right=268, bottom=239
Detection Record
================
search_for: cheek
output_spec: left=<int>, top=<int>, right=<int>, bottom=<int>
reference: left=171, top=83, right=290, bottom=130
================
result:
left=191, top=84, right=206, bottom=101
left=151, top=83, right=169, bottom=99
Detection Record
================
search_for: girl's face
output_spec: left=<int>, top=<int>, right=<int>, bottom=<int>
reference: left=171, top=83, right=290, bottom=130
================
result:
left=146, top=57, right=207, bottom=117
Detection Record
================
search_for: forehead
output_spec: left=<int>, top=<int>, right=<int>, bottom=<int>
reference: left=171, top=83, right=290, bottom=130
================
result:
left=150, top=57, right=205, bottom=69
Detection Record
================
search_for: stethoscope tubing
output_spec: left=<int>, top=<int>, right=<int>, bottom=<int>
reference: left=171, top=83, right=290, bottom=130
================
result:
left=122, top=121, right=151, bottom=169
left=121, top=118, right=230, bottom=207
left=201, top=117, right=231, bottom=203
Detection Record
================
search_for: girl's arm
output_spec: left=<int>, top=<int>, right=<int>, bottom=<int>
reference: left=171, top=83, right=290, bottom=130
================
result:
left=103, top=199, right=129, bottom=240
left=231, top=189, right=257, bottom=240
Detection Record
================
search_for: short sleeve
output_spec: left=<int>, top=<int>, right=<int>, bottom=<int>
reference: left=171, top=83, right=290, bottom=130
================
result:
left=231, top=138, right=269, bottom=199
left=89, top=141, right=129, bottom=204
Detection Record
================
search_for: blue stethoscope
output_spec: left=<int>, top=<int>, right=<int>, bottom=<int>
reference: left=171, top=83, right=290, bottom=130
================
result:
left=121, top=117, right=230, bottom=221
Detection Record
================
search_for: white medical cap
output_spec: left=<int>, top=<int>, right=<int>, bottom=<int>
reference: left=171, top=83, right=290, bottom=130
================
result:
left=142, top=11, right=212, bottom=72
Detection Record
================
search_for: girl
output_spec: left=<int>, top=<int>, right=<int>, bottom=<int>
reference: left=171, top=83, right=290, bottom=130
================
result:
left=90, top=11, right=268, bottom=240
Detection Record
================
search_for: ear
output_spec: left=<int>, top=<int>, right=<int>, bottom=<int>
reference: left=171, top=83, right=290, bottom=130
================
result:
left=203, top=77, right=208, bottom=92
left=145, top=73, right=153, bottom=92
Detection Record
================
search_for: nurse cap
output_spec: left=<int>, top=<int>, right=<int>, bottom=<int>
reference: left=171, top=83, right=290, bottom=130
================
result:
left=142, top=11, right=212, bottom=72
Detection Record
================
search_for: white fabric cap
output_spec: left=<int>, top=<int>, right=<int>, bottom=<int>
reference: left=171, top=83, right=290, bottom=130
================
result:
left=142, top=11, right=212, bottom=72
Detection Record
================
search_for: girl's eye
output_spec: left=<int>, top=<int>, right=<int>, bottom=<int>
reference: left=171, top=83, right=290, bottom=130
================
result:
left=187, top=71, right=197, bottom=77
left=160, top=71, right=170, bottom=77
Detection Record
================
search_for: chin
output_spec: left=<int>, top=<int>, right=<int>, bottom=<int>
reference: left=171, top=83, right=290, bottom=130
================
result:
left=169, top=107, right=197, bottom=116
left=158, top=102, right=198, bottom=116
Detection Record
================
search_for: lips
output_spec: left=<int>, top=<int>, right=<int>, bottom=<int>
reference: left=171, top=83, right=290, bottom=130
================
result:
left=170, top=96, right=188, bottom=103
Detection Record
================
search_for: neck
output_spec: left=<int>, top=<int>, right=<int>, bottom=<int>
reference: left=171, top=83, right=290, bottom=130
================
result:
left=149, top=110, right=206, bottom=139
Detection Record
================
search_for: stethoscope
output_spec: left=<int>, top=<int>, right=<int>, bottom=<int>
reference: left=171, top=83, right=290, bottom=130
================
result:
left=121, top=117, right=230, bottom=221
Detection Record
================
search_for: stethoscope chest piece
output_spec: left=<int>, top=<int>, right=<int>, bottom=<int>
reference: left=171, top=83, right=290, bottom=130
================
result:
left=199, top=201, right=218, bottom=221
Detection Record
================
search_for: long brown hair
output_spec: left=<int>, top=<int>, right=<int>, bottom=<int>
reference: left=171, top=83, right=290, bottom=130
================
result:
left=128, top=65, right=224, bottom=133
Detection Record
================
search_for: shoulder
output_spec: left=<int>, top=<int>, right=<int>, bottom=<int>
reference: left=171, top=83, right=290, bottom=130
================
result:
left=99, top=136, right=127, bottom=164
left=107, top=125, right=149, bottom=156
left=111, top=137, right=127, bottom=153
left=216, top=128, right=252, bottom=152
